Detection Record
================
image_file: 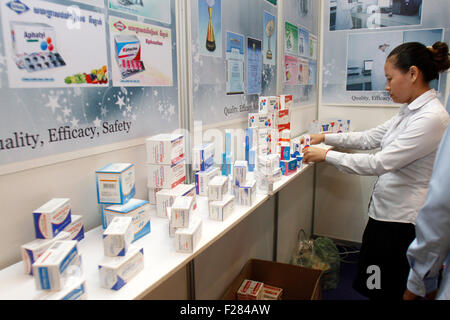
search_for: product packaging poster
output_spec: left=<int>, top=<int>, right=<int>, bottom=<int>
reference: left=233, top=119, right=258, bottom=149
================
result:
left=108, top=0, right=171, bottom=25
left=330, top=0, right=422, bottom=31
left=198, top=0, right=222, bottom=58
left=0, top=0, right=108, bottom=88
left=284, top=54, right=298, bottom=85
left=298, top=27, right=309, bottom=58
left=71, top=0, right=105, bottom=9
left=284, top=21, right=298, bottom=56
left=109, top=16, right=173, bottom=87
left=309, top=34, right=317, bottom=60
left=298, top=58, right=309, bottom=85
left=225, top=31, right=244, bottom=95
left=247, top=37, right=262, bottom=95
left=263, top=11, right=276, bottom=66
left=308, top=60, right=316, bottom=85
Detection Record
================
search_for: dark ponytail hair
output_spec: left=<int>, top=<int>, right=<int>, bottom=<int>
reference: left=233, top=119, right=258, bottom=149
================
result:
left=387, top=41, right=450, bottom=83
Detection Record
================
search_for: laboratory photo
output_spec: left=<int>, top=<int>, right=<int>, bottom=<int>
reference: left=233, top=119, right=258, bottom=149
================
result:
left=346, top=28, right=443, bottom=91
left=330, top=0, right=423, bottom=31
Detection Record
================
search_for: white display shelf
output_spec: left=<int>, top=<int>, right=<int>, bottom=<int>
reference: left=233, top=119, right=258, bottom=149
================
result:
left=0, top=141, right=333, bottom=300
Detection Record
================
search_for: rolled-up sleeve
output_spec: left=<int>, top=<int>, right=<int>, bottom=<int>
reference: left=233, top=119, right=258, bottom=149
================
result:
left=324, top=115, right=446, bottom=176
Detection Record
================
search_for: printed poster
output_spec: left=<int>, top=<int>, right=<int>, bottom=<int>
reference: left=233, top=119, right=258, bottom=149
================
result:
left=109, top=16, right=173, bottom=87
left=71, top=0, right=105, bottom=8
left=308, top=60, right=316, bottom=85
left=263, top=11, right=276, bottom=66
left=284, top=55, right=298, bottom=85
left=247, top=37, right=262, bottom=95
left=298, top=27, right=309, bottom=58
left=298, top=58, right=309, bottom=85
left=284, top=21, right=298, bottom=56
left=198, top=0, right=222, bottom=58
left=108, top=0, right=171, bottom=25
left=226, top=31, right=244, bottom=95
left=0, top=0, right=108, bottom=88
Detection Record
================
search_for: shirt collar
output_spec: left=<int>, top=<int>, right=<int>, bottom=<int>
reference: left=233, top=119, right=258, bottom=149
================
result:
left=408, top=89, right=437, bottom=111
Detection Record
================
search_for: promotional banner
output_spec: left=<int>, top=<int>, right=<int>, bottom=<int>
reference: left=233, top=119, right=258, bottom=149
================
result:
left=0, top=0, right=108, bottom=88
left=247, top=37, right=262, bottom=95
left=298, top=58, right=309, bottom=85
left=298, top=27, right=309, bottom=58
left=284, top=21, right=298, bottom=56
left=109, top=16, right=173, bottom=87
left=198, top=0, right=222, bottom=58
left=226, top=31, right=244, bottom=95
left=108, top=0, right=171, bottom=25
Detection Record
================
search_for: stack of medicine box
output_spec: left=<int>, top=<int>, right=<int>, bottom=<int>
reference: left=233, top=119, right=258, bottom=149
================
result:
left=193, top=143, right=220, bottom=198
left=98, top=216, right=145, bottom=290
left=168, top=196, right=202, bottom=254
left=233, top=160, right=257, bottom=207
left=208, top=175, right=234, bottom=222
left=21, top=198, right=85, bottom=279
left=96, top=163, right=151, bottom=243
left=145, top=133, right=187, bottom=206
left=221, top=130, right=234, bottom=176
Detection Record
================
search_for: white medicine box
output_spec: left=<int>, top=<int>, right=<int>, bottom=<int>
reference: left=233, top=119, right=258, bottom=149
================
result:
left=146, top=133, right=184, bottom=165
left=103, top=216, right=133, bottom=257
left=33, top=198, right=72, bottom=239
left=96, top=163, right=135, bottom=205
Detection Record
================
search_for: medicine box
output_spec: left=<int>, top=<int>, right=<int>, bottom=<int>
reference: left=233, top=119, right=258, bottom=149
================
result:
left=146, top=133, right=184, bottom=165
left=192, top=143, right=215, bottom=172
left=209, top=195, right=235, bottom=221
left=21, top=231, right=70, bottom=276
left=208, top=175, right=229, bottom=201
left=280, top=159, right=297, bottom=176
left=167, top=208, right=178, bottom=238
left=263, top=284, right=283, bottom=300
left=33, top=198, right=72, bottom=240
left=62, top=215, right=84, bottom=242
left=233, top=161, right=248, bottom=187
left=10, top=22, right=57, bottom=56
left=103, top=216, right=133, bottom=257
left=96, top=163, right=136, bottom=205
left=98, top=247, right=144, bottom=291
left=258, top=154, right=280, bottom=175
left=278, top=95, right=292, bottom=111
left=239, top=180, right=257, bottom=207
left=237, top=279, right=264, bottom=300
left=175, top=215, right=202, bottom=254
left=280, top=143, right=290, bottom=161
left=33, top=240, right=81, bottom=291
left=195, top=166, right=220, bottom=196
left=259, top=96, right=278, bottom=114
left=156, top=184, right=197, bottom=218
left=148, top=187, right=162, bottom=206
left=40, top=279, right=87, bottom=300
left=248, top=113, right=271, bottom=128
left=147, top=159, right=186, bottom=189
left=103, top=199, right=151, bottom=243
left=170, top=196, right=194, bottom=228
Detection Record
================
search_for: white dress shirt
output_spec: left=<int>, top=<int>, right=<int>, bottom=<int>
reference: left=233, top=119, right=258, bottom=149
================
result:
left=324, top=89, right=449, bottom=224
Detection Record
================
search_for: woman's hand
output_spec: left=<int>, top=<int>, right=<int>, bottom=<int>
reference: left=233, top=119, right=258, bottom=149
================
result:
left=303, top=146, right=328, bottom=164
left=300, top=134, right=325, bottom=145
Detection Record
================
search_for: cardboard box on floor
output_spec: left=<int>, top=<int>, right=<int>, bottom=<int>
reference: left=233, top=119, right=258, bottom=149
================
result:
left=222, top=259, right=323, bottom=300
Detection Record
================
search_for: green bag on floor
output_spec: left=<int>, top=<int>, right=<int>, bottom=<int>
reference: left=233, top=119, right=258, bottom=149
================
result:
left=291, top=230, right=340, bottom=291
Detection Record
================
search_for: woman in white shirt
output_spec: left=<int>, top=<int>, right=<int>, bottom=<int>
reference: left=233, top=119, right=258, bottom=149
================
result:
left=304, top=41, right=450, bottom=299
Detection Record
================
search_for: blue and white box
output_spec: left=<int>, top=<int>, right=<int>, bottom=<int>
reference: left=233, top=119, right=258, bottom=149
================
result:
left=103, top=199, right=151, bottom=243
left=239, top=180, right=257, bottom=207
left=156, top=184, right=196, bottom=218
left=233, top=161, right=248, bottom=187
left=195, top=167, right=220, bottom=196
left=33, top=198, right=72, bottom=240
left=103, top=217, right=133, bottom=257
left=208, top=175, right=229, bottom=201
left=40, top=279, right=87, bottom=300
left=192, top=143, right=215, bottom=172
left=146, top=133, right=184, bottom=165
left=62, top=215, right=85, bottom=242
left=32, top=240, right=81, bottom=291
left=96, top=163, right=135, bottom=205
left=98, top=247, right=144, bottom=291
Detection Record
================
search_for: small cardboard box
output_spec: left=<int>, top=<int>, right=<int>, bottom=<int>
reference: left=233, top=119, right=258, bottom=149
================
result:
left=222, top=259, right=323, bottom=300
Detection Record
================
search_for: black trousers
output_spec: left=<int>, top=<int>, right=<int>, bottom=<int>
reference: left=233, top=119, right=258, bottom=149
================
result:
left=353, top=218, right=416, bottom=300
